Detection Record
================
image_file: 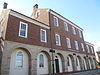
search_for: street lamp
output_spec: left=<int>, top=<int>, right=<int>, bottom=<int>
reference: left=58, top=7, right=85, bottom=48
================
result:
left=49, top=49, right=55, bottom=74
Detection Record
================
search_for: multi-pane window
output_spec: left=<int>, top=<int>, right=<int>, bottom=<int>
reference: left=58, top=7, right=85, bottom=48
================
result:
left=81, top=43, right=85, bottom=51
left=15, top=51, right=23, bottom=68
left=79, top=30, right=82, bottom=38
left=55, top=34, right=61, bottom=46
left=75, top=41, right=79, bottom=50
left=40, top=29, right=47, bottom=42
left=72, top=26, right=76, bottom=35
left=86, top=45, right=90, bottom=53
left=66, top=38, right=71, bottom=48
left=64, top=22, right=68, bottom=31
left=39, top=54, right=44, bottom=67
left=54, top=16, right=59, bottom=26
left=19, top=21, right=28, bottom=38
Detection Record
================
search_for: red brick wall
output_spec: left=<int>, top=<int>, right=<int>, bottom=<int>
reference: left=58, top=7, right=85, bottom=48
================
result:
left=49, top=13, right=88, bottom=54
left=5, top=15, right=51, bottom=48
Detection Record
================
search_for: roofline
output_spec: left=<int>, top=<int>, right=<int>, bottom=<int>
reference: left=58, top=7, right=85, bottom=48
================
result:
left=49, top=9, right=83, bottom=31
left=85, top=41, right=94, bottom=46
left=10, top=9, right=50, bottom=27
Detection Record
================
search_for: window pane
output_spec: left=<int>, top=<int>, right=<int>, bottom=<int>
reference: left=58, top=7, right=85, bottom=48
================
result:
left=72, top=27, right=76, bottom=35
left=55, top=34, right=60, bottom=45
left=40, top=29, right=46, bottom=42
left=64, top=22, right=68, bottom=31
left=39, top=54, right=44, bottom=67
left=16, top=51, right=23, bottom=68
left=54, top=16, right=58, bottom=26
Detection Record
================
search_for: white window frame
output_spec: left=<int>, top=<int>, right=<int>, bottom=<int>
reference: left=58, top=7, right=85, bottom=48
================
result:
left=72, top=26, right=76, bottom=35
left=86, top=45, right=90, bottom=53
left=81, top=43, right=85, bottom=51
left=75, top=41, right=79, bottom=50
left=66, top=38, right=71, bottom=48
left=64, top=22, right=68, bottom=31
left=55, top=34, right=61, bottom=46
left=36, top=11, right=40, bottom=18
left=19, top=21, right=28, bottom=38
left=15, top=51, right=23, bottom=68
left=54, top=16, right=59, bottom=26
left=79, top=30, right=82, bottom=38
left=91, top=47, right=94, bottom=53
left=40, top=29, right=47, bottom=42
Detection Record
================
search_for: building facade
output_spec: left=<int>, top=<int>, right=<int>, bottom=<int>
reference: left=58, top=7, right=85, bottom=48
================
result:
left=0, top=4, right=96, bottom=75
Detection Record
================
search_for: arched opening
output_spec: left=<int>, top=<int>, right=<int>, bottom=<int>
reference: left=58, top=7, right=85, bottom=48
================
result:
left=76, top=56, right=81, bottom=71
left=88, top=57, right=92, bottom=69
left=54, top=54, right=63, bottom=73
left=67, top=55, right=74, bottom=72
left=83, top=57, right=87, bottom=70
left=37, top=52, right=50, bottom=75
left=9, top=48, right=30, bottom=75
left=93, top=58, right=96, bottom=69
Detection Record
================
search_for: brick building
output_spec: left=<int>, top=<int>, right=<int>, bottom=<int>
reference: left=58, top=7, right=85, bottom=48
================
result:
left=0, top=3, right=96, bottom=75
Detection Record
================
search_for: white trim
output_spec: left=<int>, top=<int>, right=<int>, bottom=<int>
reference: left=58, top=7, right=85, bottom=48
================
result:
left=19, top=21, right=28, bottom=38
left=75, top=41, right=79, bottom=50
left=54, top=16, right=59, bottom=26
left=66, top=38, right=71, bottom=48
left=55, top=34, right=61, bottom=46
left=9, top=10, right=50, bottom=29
left=40, top=29, right=47, bottom=42
left=72, top=26, right=76, bottom=35
left=64, top=22, right=68, bottom=31
left=50, top=11, right=83, bottom=31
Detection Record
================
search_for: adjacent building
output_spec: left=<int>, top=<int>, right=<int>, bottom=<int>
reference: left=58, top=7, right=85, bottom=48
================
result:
left=0, top=3, right=96, bottom=75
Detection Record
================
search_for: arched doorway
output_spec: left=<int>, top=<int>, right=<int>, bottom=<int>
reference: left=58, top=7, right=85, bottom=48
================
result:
left=83, top=57, right=87, bottom=70
left=54, top=54, right=62, bottom=73
left=67, top=55, right=74, bottom=72
left=88, top=58, right=92, bottom=69
left=76, top=57, right=81, bottom=71
left=37, top=52, right=49, bottom=75
left=9, top=49, right=29, bottom=75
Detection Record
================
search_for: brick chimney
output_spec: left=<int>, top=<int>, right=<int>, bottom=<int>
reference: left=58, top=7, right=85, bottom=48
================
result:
left=34, top=4, right=38, bottom=9
left=3, top=2, right=8, bottom=9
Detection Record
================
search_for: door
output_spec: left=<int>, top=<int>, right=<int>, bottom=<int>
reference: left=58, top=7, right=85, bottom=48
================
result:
left=55, top=59, right=60, bottom=73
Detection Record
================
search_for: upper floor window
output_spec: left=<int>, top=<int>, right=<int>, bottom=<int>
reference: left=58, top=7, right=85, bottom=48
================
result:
left=55, top=34, right=61, bottom=46
left=86, top=45, right=90, bottom=53
left=39, top=54, right=44, bottom=67
left=54, top=16, right=59, bottom=26
left=75, top=41, right=79, bottom=50
left=40, top=29, right=47, bottom=42
left=81, top=43, right=85, bottom=51
left=91, top=47, right=94, bottom=53
left=72, top=26, right=76, bottom=35
left=64, top=22, right=68, bottom=31
left=36, top=11, right=40, bottom=18
left=79, top=30, right=82, bottom=38
left=66, top=38, right=71, bottom=48
left=15, top=51, right=23, bottom=68
left=19, top=21, right=28, bottom=38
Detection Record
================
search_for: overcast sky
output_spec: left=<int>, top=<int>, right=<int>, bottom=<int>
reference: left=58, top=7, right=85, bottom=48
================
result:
left=0, top=0, right=100, bottom=51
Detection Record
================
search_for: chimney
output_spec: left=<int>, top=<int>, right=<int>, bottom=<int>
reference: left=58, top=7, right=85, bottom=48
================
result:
left=34, top=4, right=38, bottom=9
left=3, top=2, right=8, bottom=9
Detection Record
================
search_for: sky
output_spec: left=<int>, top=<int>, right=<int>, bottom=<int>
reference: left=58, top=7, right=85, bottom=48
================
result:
left=0, top=0, right=100, bottom=51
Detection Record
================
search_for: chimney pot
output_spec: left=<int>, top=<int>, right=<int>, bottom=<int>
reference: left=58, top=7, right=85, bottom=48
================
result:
left=3, top=2, right=8, bottom=9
